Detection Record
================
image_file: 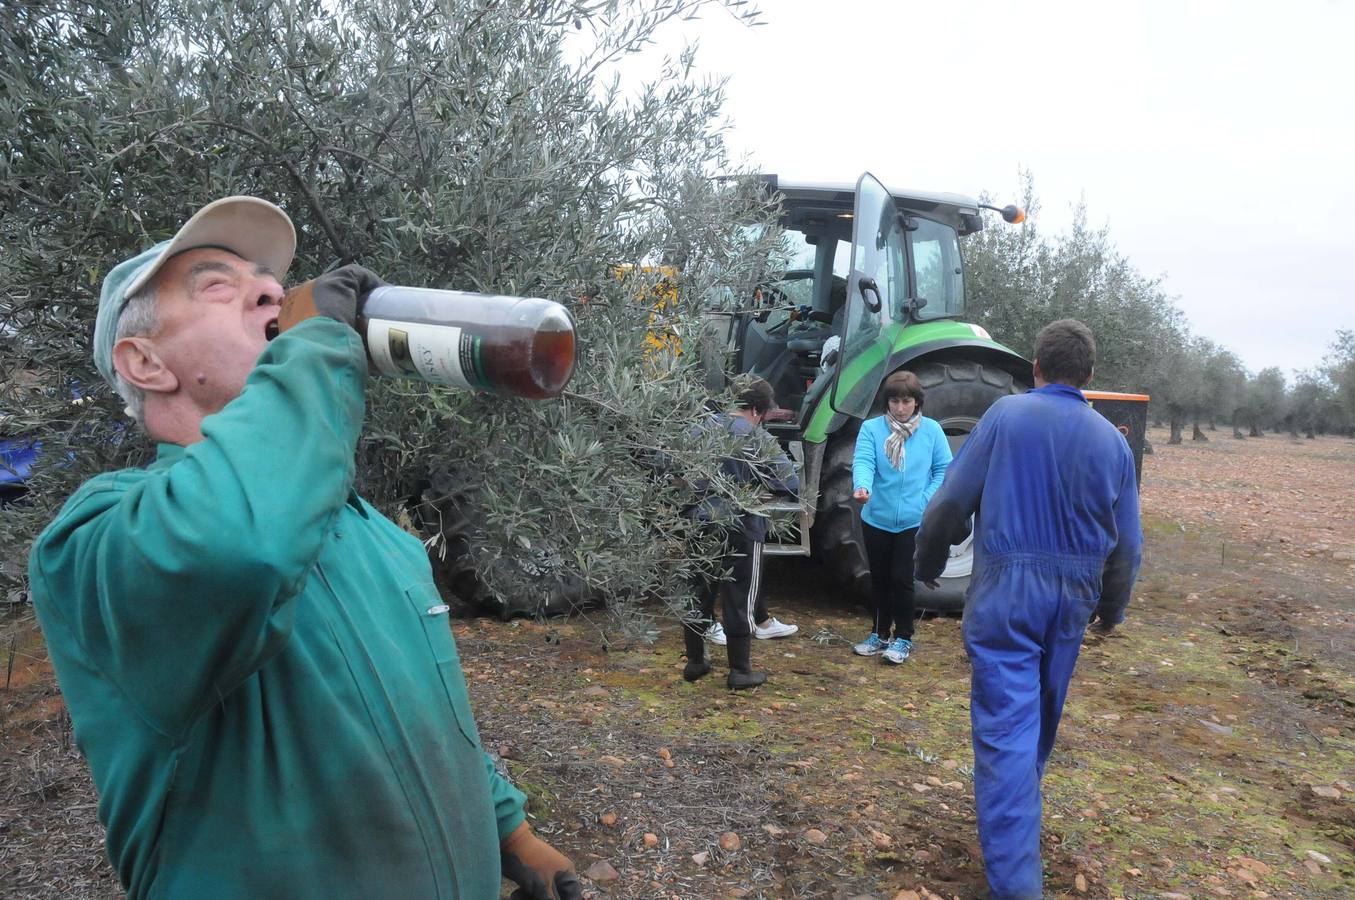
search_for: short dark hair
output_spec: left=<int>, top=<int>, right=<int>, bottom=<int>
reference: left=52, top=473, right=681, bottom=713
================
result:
left=736, top=377, right=776, bottom=416
left=881, top=370, right=924, bottom=411
left=1034, top=319, right=1096, bottom=386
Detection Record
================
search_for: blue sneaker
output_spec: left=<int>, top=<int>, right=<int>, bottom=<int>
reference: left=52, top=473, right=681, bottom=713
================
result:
left=853, top=633, right=887, bottom=656
left=881, top=637, right=913, bottom=664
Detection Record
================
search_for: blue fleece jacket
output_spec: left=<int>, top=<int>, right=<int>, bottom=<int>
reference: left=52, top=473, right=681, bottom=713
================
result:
left=852, top=414, right=952, bottom=533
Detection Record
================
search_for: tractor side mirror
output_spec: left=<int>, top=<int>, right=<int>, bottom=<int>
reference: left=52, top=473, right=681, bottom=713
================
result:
left=979, top=203, right=1026, bottom=225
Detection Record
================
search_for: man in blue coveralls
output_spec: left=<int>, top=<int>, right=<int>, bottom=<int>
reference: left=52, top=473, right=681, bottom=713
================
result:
left=915, top=319, right=1142, bottom=899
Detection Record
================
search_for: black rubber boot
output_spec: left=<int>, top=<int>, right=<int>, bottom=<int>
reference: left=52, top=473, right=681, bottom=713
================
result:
left=725, top=634, right=766, bottom=690
left=682, top=622, right=711, bottom=682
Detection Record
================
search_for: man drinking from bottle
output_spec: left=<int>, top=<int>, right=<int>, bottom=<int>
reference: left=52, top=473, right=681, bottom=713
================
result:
left=28, top=196, right=581, bottom=899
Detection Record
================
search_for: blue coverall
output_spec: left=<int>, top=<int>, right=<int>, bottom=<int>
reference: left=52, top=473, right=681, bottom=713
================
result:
left=915, top=383, right=1142, bottom=900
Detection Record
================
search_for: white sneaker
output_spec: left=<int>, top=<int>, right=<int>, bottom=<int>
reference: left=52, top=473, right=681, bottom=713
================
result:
left=704, top=621, right=728, bottom=646
left=754, top=617, right=799, bottom=639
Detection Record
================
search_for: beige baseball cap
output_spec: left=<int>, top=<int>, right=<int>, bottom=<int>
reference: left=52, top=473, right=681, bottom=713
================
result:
left=94, top=196, right=296, bottom=387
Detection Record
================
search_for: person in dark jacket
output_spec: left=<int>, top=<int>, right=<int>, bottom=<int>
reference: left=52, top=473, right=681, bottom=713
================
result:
left=915, top=319, right=1142, bottom=900
left=28, top=197, right=581, bottom=900
left=682, top=379, right=800, bottom=689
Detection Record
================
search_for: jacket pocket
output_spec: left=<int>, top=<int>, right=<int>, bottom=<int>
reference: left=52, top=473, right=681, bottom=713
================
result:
left=404, top=583, right=482, bottom=749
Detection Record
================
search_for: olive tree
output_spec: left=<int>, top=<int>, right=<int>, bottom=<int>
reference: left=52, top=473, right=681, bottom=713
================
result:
left=1, top=0, right=779, bottom=623
left=966, top=173, right=1188, bottom=399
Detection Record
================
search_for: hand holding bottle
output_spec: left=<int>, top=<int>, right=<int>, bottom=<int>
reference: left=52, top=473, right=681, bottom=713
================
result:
left=275, top=265, right=385, bottom=333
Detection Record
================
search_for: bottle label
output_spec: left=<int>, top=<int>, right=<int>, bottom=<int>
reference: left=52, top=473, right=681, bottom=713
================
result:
left=365, top=317, right=487, bottom=389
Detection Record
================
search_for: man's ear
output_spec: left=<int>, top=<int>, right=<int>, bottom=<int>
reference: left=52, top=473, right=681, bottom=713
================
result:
left=112, top=336, right=179, bottom=395
left=1083, top=367, right=1095, bottom=389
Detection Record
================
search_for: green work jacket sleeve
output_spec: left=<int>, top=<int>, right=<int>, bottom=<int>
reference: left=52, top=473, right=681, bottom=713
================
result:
left=30, top=318, right=366, bottom=739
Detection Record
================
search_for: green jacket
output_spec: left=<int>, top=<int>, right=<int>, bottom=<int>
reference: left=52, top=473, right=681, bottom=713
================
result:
left=29, top=319, right=524, bottom=899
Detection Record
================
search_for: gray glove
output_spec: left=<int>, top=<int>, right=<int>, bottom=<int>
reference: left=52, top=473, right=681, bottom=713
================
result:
left=276, top=265, right=385, bottom=333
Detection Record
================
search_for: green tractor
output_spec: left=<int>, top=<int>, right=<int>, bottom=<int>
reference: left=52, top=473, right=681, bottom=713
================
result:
left=709, top=172, right=1034, bottom=611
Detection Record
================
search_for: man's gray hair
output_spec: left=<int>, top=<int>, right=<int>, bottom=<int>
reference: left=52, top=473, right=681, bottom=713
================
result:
left=112, top=285, right=161, bottom=425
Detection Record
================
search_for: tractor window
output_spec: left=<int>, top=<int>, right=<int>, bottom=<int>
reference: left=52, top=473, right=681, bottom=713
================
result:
left=910, top=218, right=965, bottom=319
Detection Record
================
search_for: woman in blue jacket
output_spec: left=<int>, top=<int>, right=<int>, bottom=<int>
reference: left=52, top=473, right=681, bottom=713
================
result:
left=851, top=370, right=952, bottom=663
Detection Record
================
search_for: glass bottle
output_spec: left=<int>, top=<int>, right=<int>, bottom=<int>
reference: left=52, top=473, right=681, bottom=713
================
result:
left=282, top=282, right=577, bottom=400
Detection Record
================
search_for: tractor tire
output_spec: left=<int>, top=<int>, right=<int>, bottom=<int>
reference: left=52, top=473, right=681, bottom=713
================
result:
left=810, top=358, right=1027, bottom=613
left=809, top=421, right=871, bottom=600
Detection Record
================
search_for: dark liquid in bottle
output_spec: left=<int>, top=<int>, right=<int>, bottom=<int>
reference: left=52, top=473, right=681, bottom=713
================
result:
left=484, top=320, right=576, bottom=400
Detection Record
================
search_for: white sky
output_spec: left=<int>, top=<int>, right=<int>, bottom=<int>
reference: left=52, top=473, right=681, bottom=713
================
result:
left=632, top=0, right=1355, bottom=379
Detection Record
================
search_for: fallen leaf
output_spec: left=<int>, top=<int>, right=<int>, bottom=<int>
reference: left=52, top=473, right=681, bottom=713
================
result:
left=803, top=828, right=829, bottom=845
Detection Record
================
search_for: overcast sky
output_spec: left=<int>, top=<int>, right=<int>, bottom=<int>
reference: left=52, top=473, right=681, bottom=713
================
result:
left=637, top=0, right=1354, bottom=379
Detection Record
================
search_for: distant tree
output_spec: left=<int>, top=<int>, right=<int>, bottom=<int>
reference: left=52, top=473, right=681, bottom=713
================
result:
left=964, top=169, right=1049, bottom=355
left=1240, top=368, right=1287, bottom=437
left=966, top=174, right=1182, bottom=396
left=1201, top=347, right=1248, bottom=437
left=1287, top=372, right=1333, bottom=439
left=1322, top=329, right=1355, bottom=435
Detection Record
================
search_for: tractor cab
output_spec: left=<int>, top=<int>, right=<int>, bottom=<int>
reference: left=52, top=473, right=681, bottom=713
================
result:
left=732, top=174, right=981, bottom=430
left=705, top=174, right=1032, bottom=603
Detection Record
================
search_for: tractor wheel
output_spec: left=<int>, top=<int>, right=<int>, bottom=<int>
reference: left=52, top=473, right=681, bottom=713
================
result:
left=911, top=359, right=1027, bottom=611
left=810, top=359, right=1027, bottom=613
left=809, top=420, right=871, bottom=599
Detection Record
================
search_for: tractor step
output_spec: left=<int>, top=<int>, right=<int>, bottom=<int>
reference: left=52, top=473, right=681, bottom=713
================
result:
left=761, top=442, right=810, bottom=556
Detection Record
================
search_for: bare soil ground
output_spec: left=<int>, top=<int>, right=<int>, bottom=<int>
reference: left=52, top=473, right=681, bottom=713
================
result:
left=2, top=427, right=1352, bottom=899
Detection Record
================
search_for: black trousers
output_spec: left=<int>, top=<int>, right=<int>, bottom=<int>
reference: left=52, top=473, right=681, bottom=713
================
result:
left=691, top=528, right=763, bottom=638
left=861, top=521, right=918, bottom=640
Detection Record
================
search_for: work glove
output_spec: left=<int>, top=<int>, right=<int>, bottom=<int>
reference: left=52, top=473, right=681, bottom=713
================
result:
left=501, top=821, right=582, bottom=900
left=276, top=264, right=385, bottom=333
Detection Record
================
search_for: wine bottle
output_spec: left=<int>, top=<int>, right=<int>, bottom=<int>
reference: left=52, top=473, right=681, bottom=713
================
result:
left=282, top=281, right=576, bottom=400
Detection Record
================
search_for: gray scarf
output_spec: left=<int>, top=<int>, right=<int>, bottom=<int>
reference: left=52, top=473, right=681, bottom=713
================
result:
left=884, top=412, right=921, bottom=470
